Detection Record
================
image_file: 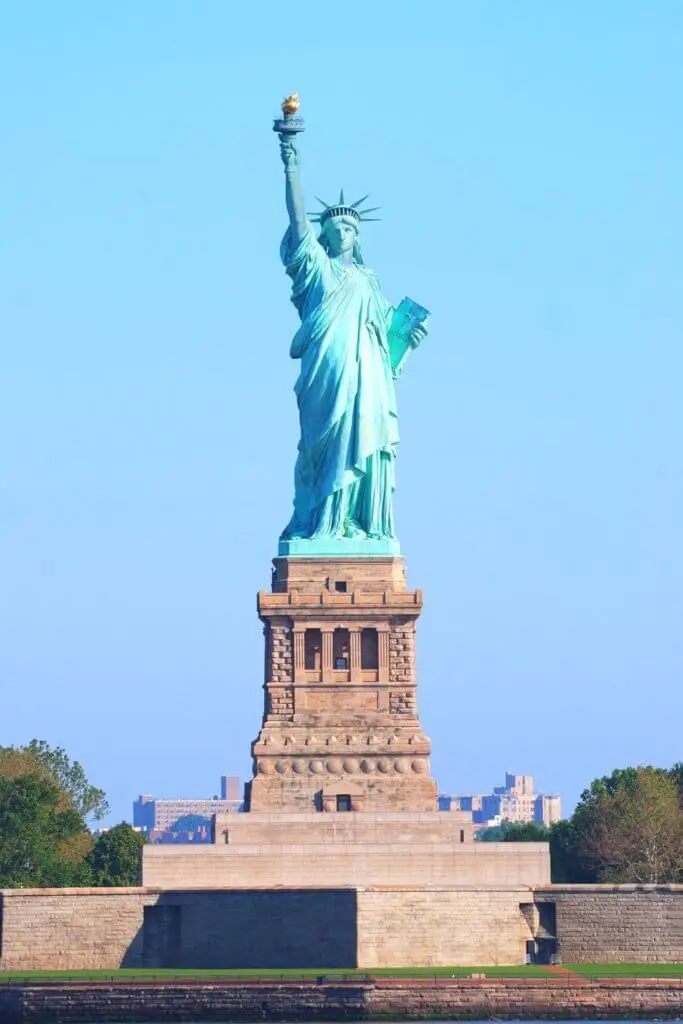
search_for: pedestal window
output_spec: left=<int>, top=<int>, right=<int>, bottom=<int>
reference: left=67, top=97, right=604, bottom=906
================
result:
left=333, top=628, right=350, bottom=670
left=361, top=628, right=379, bottom=670
left=304, top=629, right=322, bottom=670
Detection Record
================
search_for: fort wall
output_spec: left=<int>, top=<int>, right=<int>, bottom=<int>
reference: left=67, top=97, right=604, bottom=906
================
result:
left=2, top=884, right=683, bottom=971
left=535, top=884, right=683, bottom=963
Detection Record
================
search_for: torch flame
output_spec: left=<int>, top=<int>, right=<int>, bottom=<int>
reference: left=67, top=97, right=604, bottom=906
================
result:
left=282, top=93, right=300, bottom=115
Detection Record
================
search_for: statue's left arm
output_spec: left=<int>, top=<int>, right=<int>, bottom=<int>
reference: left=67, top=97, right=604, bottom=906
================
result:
left=384, top=305, right=428, bottom=351
left=384, top=303, right=429, bottom=379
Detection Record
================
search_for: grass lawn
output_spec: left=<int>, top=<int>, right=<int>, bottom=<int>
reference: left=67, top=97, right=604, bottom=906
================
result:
left=1, top=964, right=682, bottom=982
left=0, top=966, right=549, bottom=981
left=565, top=963, right=683, bottom=978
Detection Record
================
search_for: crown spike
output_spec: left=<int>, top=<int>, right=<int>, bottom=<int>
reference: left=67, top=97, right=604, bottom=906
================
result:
left=311, top=189, right=380, bottom=228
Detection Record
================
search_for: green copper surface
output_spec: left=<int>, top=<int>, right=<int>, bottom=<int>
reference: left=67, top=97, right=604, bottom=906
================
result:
left=277, top=110, right=428, bottom=557
left=278, top=536, right=400, bottom=557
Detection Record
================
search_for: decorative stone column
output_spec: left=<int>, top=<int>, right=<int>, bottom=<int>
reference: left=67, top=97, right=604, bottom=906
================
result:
left=350, top=628, right=362, bottom=676
left=378, top=627, right=390, bottom=682
left=293, top=628, right=306, bottom=679
left=321, top=627, right=334, bottom=679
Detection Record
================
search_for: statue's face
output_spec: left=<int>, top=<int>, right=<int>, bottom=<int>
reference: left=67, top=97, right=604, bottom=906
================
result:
left=323, top=217, right=357, bottom=257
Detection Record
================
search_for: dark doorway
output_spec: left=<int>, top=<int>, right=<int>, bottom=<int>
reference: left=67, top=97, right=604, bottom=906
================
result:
left=143, top=904, right=181, bottom=967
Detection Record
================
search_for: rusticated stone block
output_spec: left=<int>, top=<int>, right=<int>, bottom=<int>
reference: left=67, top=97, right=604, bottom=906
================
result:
left=269, top=623, right=293, bottom=683
left=267, top=687, right=294, bottom=716
left=389, top=689, right=417, bottom=715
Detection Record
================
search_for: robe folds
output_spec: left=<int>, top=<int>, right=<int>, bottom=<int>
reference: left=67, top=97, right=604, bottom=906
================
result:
left=281, top=224, right=399, bottom=541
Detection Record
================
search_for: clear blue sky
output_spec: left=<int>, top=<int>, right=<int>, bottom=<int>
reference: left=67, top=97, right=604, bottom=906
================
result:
left=2, top=1, right=681, bottom=824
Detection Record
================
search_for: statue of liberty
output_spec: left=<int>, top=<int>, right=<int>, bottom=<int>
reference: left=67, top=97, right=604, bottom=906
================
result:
left=275, top=97, right=429, bottom=556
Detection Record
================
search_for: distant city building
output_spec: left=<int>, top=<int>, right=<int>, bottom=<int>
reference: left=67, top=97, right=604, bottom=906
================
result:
left=439, top=772, right=561, bottom=829
left=133, top=775, right=243, bottom=842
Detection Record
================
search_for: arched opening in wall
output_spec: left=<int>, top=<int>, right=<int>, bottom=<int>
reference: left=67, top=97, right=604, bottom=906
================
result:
left=361, top=628, right=379, bottom=670
left=333, top=628, right=350, bottom=670
left=304, top=629, right=322, bottom=670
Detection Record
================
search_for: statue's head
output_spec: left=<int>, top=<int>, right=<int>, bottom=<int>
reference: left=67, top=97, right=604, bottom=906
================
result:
left=320, top=215, right=361, bottom=261
left=311, top=190, right=380, bottom=266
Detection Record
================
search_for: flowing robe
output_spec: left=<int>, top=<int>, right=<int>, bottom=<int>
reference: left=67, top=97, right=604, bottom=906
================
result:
left=281, top=224, right=399, bottom=540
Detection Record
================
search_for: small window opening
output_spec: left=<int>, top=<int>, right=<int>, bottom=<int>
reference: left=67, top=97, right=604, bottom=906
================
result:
left=459, top=829, right=465, bottom=843
left=361, top=628, right=379, bottom=670
left=222, top=830, right=230, bottom=845
left=334, top=581, right=347, bottom=592
left=333, top=628, right=349, bottom=670
left=305, top=629, right=322, bottom=670
left=336, top=795, right=352, bottom=812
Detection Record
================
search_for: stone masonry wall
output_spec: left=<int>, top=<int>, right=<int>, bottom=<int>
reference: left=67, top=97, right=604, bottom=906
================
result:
left=389, top=689, right=417, bottom=714
left=3, top=883, right=683, bottom=973
left=4, top=979, right=683, bottom=1023
left=142, top=840, right=549, bottom=890
left=0, top=884, right=536, bottom=972
left=268, top=622, right=292, bottom=684
left=357, top=887, right=532, bottom=967
left=0, top=888, right=356, bottom=971
left=0, top=890, right=153, bottom=970
left=388, top=619, right=415, bottom=684
left=536, top=885, right=683, bottom=963
left=267, top=686, right=294, bottom=716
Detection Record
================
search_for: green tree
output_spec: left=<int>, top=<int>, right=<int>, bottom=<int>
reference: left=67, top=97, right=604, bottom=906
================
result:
left=24, top=740, right=109, bottom=822
left=575, top=766, right=683, bottom=883
left=0, top=740, right=110, bottom=886
left=86, top=823, right=147, bottom=886
left=548, top=818, right=595, bottom=883
left=477, top=820, right=550, bottom=843
left=169, top=813, right=211, bottom=834
left=475, top=817, right=595, bottom=883
left=0, top=775, right=91, bottom=887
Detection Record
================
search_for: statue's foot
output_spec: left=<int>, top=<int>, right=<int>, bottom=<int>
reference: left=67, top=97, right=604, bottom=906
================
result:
left=343, top=520, right=367, bottom=539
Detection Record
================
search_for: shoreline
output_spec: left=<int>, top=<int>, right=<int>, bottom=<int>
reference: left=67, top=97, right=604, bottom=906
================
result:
left=2, top=976, right=683, bottom=1022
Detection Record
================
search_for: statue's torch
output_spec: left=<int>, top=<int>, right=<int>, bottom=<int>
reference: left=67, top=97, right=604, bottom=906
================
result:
left=273, top=93, right=305, bottom=142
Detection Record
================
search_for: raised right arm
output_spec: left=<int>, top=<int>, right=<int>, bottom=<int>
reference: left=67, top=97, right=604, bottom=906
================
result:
left=280, top=137, right=307, bottom=246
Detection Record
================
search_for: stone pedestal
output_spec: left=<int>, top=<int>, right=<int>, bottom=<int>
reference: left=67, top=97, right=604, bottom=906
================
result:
left=247, top=556, right=438, bottom=813
left=139, top=552, right=552, bottom=920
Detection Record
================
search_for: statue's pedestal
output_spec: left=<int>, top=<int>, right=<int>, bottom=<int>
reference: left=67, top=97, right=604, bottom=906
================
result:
left=247, top=555, right=439, bottom=814
left=140, top=551, right=551, bottom=961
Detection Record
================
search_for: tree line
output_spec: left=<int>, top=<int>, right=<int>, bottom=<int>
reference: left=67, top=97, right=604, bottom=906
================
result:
left=0, top=740, right=145, bottom=887
left=478, top=764, right=683, bottom=883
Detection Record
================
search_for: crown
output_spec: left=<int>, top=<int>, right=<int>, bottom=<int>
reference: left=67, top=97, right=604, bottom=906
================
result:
left=309, top=189, right=381, bottom=226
